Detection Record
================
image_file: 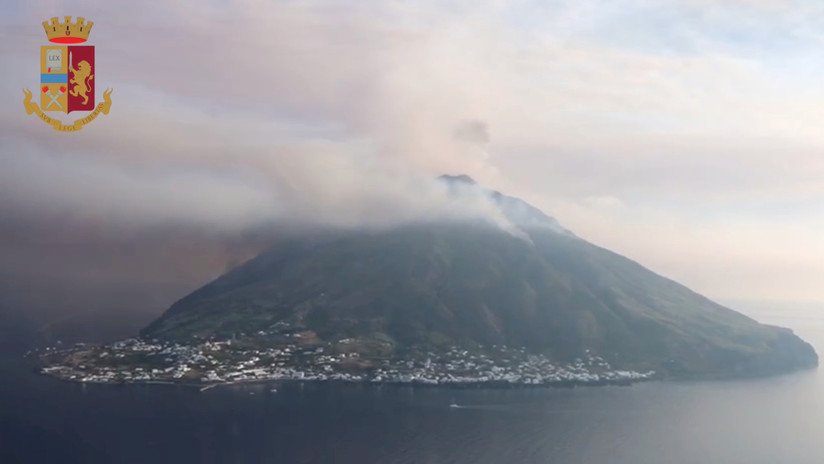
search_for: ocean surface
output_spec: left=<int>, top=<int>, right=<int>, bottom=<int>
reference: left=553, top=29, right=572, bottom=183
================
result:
left=3, top=304, right=824, bottom=464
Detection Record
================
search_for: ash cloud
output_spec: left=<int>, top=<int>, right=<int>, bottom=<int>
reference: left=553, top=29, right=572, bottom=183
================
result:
left=454, top=120, right=491, bottom=146
left=3, top=0, right=824, bottom=326
left=0, top=1, right=521, bottom=324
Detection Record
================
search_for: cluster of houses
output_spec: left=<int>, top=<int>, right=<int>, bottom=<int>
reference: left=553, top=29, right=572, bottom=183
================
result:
left=39, top=337, right=655, bottom=387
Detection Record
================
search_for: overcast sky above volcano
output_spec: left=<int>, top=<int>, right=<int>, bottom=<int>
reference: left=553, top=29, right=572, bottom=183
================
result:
left=2, top=0, right=824, bottom=317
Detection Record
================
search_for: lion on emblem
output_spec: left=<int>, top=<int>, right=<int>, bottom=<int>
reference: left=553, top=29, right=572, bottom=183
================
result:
left=69, top=60, right=94, bottom=105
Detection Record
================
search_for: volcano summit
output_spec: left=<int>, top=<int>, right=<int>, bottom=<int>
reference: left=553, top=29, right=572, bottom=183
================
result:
left=132, top=175, right=818, bottom=383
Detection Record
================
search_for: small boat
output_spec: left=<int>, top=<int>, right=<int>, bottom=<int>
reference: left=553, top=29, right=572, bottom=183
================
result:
left=270, top=388, right=278, bottom=393
left=449, top=402, right=460, bottom=408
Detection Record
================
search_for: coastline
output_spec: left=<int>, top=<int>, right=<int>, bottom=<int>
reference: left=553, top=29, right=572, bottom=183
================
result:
left=36, top=369, right=648, bottom=391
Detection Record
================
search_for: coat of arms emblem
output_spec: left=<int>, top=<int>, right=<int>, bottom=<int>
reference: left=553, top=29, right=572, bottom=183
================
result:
left=22, top=16, right=113, bottom=132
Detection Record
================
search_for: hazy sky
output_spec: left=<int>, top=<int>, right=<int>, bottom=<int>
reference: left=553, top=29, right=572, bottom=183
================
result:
left=2, top=0, right=824, bottom=319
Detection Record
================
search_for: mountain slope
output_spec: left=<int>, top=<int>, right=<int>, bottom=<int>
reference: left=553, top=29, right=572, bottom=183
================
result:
left=143, top=179, right=817, bottom=379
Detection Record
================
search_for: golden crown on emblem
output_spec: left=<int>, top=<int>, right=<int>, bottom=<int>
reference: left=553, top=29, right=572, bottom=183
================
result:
left=42, top=16, right=93, bottom=44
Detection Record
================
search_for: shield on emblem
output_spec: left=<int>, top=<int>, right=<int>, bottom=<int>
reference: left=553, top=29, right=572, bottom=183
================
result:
left=40, top=45, right=94, bottom=113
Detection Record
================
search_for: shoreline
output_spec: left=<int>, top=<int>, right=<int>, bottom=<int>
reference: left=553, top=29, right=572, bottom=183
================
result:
left=33, top=358, right=818, bottom=391
left=37, top=368, right=647, bottom=391
left=34, top=339, right=658, bottom=392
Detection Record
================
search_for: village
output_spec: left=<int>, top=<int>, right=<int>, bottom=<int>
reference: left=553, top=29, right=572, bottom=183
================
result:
left=37, top=332, right=655, bottom=388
